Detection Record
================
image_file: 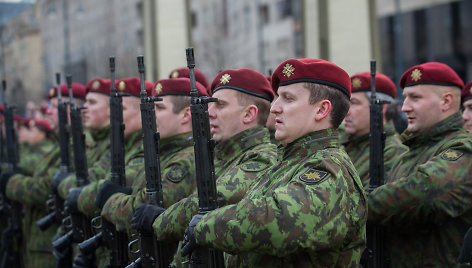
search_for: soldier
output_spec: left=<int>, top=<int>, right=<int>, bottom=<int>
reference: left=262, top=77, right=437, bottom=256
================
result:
left=98, top=78, right=208, bottom=234
left=461, top=82, right=472, bottom=132
left=367, top=62, right=472, bottom=266
left=131, top=68, right=278, bottom=265
left=343, top=72, right=407, bottom=190
left=178, top=58, right=367, bottom=267
left=0, top=82, right=86, bottom=268
left=168, top=67, right=210, bottom=89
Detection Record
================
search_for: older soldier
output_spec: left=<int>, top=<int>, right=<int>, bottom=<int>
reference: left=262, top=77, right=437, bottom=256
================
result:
left=343, top=72, right=407, bottom=190
left=131, top=68, right=278, bottom=264
left=461, top=82, right=472, bottom=132
left=368, top=62, right=472, bottom=266
left=98, top=78, right=208, bottom=233
left=0, top=83, right=86, bottom=268
left=178, top=58, right=367, bottom=267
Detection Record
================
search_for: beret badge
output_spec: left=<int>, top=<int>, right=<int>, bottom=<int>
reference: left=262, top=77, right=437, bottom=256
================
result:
left=29, top=120, right=35, bottom=128
left=118, top=81, right=126, bottom=91
left=282, top=63, right=295, bottom=78
left=352, top=78, right=362, bottom=89
left=469, top=87, right=472, bottom=95
left=92, top=80, right=100, bottom=90
left=155, top=83, right=163, bottom=95
left=171, top=71, right=179, bottom=78
left=49, top=88, right=55, bottom=97
left=411, top=69, right=422, bottom=82
left=220, top=74, right=231, bottom=85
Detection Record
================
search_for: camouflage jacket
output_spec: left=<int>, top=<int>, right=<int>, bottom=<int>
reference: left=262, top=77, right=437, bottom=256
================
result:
left=153, top=126, right=277, bottom=241
left=368, top=113, right=472, bottom=267
left=101, top=132, right=196, bottom=233
left=77, top=130, right=143, bottom=217
left=194, top=128, right=367, bottom=267
left=57, top=127, right=111, bottom=199
left=19, top=138, right=56, bottom=176
left=342, top=121, right=407, bottom=191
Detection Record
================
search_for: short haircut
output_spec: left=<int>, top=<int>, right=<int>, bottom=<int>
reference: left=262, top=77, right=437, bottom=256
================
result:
left=234, top=91, right=271, bottom=125
left=303, top=82, right=350, bottom=128
left=168, top=95, right=191, bottom=113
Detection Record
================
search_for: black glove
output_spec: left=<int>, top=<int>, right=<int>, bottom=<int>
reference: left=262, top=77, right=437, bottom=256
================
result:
left=64, top=187, right=83, bottom=214
left=131, top=203, right=165, bottom=233
left=181, top=214, right=203, bottom=257
left=459, top=227, right=472, bottom=263
left=51, top=171, right=72, bottom=194
left=95, top=180, right=132, bottom=210
left=73, top=253, right=97, bottom=268
left=0, top=172, right=14, bottom=196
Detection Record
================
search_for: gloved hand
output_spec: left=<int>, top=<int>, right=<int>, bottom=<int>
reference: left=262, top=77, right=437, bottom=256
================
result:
left=51, top=171, right=72, bottom=194
left=0, top=172, right=15, bottom=196
left=73, top=253, right=97, bottom=268
left=458, top=227, right=472, bottom=263
left=95, top=180, right=132, bottom=210
left=64, top=187, right=83, bottom=214
left=181, top=214, right=203, bottom=257
left=130, top=204, right=165, bottom=233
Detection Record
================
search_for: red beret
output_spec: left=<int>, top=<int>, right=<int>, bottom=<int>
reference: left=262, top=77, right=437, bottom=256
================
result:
left=86, top=78, right=111, bottom=96
left=211, top=68, right=274, bottom=102
left=0, top=105, right=3, bottom=113
left=115, top=77, right=154, bottom=97
left=462, top=82, right=472, bottom=103
left=169, top=67, right=210, bottom=89
left=23, top=117, right=53, bottom=134
left=48, top=82, right=87, bottom=100
left=153, top=78, right=208, bottom=97
left=350, top=72, right=396, bottom=98
left=399, top=62, right=464, bottom=89
left=271, top=58, right=351, bottom=98
left=13, top=114, right=22, bottom=124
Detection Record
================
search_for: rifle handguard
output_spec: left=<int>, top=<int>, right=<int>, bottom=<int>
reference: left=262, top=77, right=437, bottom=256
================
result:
left=78, top=231, right=103, bottom=255
left=36, top=211, right=58, bottom=231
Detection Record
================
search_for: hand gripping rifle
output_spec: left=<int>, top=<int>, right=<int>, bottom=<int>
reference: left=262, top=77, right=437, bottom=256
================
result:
left=185, top=48, right=225, bottom=268
left=52, top=75, right=95, bottom=264
left=125, top=56, right=168, bottom=268
left=78, top=57, right=129, bottom=267
left=37, top=73, right=72, bottom=231
left=365, top=60, right=389, bottom=267
left=0, top=80, right=23, bottom=268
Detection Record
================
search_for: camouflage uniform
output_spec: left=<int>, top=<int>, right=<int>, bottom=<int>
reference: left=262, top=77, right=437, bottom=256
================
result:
left=368, top=113, right=472, bottom=267
left=19, top=138, right=56, bottom=176
left=153, top=126, right=277, bottom=241
left=6, top=136, right=61, bottom=268
left=101, top=132, right=196, bottom=233
left=342, top=121, right=407, bottom=191
left=194, top=128, right=367, bottom=267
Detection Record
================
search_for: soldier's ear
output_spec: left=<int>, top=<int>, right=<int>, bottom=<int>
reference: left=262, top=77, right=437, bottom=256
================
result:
left=440, top=91, right=454, bottom=112
left=242, top=104, right=258, bottom=124
left=181, top=106, right=191, bottom=125
left=314, top=100, right=331, bottom=121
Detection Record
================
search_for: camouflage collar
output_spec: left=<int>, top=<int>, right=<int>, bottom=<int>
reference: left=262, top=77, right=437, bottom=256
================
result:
left=160, top=132, right=193, bottom=155
left=90, top=126, right=110, bottom=142
left=215, top=126, right=270, bottom=161
left=281, top=128, right=339, bottom=160
left=125, top=130, right=143, bottom=150
left=401, top=112, right=463, bottom=147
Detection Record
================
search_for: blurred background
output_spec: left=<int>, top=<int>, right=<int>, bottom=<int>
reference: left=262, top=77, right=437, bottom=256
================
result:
left=0, top=0, right=471, bottom=114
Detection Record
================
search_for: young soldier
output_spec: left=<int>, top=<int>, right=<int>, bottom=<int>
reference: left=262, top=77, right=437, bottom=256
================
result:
left=98, top=78, right=207, bottom=233
left=180, top=58, right=367, bottom=267
left=0, top=83, right=86, bottom=268
left=368, top=62, right=472, bottom=266
left=131, top=68, right=278, bottom=265
left=461, top=82, right=472, bottom=132
left=343, top=72, right=407, bottom=190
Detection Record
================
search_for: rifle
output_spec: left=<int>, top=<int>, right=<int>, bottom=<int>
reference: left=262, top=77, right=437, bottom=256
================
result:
left=185, top=48, right=225, bottom=268
left=126, top=56, right=168, bottom=268
left=52, top=74, right=95, bottom=264
left=37, top=73, right=71, bottom=231
left=0, top=79, right=23, bottom=268
left=365, top=60, right=389, bottom=267
left=78, top=56, right=129, bottom=267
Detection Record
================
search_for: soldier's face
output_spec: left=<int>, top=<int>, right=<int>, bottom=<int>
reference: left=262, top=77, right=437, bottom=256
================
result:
left=122, top=96, right=142, bottom=137
left=45, top=98, right=59, bottom=132
left=84, top=92, right=110, bottom=130
left=265, top=95, right=277, bottom=130
left=270, top=83, right=318, bottom=146
left=155, top=96, right=184, bottom=139
left=345, top=92, right=370, bottom=137
left=462, top=99, right=472, bottom=133
left=402, top=85, right=443, bottom=133
left=208, top=89, right=246, bottom=142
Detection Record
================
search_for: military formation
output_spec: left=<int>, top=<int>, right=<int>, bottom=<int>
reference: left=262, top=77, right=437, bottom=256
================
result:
left=0, top=49, right=471, bottom=268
